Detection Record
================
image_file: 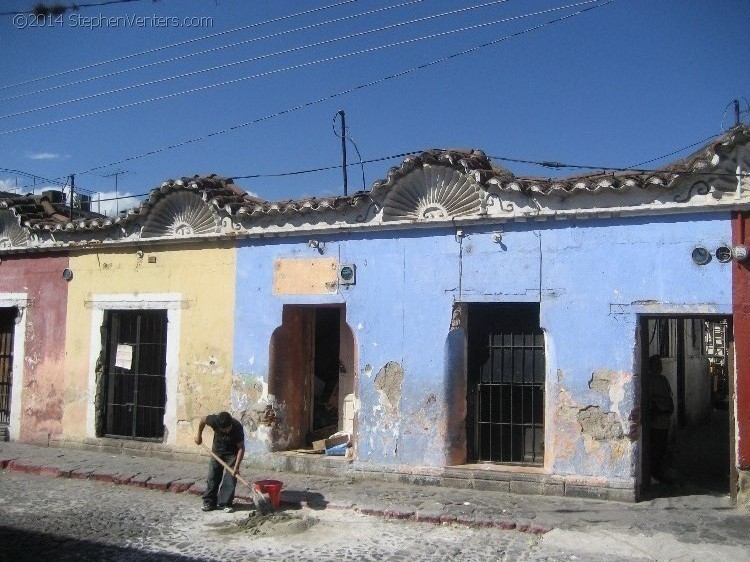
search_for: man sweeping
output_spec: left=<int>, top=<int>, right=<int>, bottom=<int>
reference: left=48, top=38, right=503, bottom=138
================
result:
left=195, top=411, right=245, bottom=512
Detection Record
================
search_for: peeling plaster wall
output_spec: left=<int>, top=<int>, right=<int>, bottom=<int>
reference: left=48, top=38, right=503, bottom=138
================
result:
left=233, top=213, right=732, bottom=480
left=541, top=213, right=732, bottom=481
left=0, top=254, right=69, bottom=442
left=65, top=243, right=236, bottom=448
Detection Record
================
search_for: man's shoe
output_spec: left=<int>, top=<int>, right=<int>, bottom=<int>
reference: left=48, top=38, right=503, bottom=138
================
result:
left=201, top=505, right=215, bottom=512
left=222, top=506, right=234, bottom=513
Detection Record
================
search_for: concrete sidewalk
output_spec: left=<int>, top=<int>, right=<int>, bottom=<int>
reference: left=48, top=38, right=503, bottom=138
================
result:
left=1, top=441, right=748, bottom=549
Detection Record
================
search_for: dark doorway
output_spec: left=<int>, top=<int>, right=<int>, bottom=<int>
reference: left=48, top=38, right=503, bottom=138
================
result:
left=269, top=305, right=350, bottom=449
left=102, top=310, right=168, bottom=440
left=312, top=308, right=341, bottom=439
left=0, top=308, right=16, bottom=432
left=466, top=303, right=545, bottom=465
left=639, top=315, right=733, bottom=497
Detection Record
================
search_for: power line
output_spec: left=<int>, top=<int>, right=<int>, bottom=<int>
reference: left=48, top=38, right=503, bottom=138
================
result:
left=0, top=0, right=604, bottom=135
left=0, top=0, right=358, bottom=92
left=0, top=0, right=428, bottom=104
left=73, top=0, right=613, bottom=176
left=0, top=0, right=512, bottom=121
left=627, top=134, right=720, bottom=168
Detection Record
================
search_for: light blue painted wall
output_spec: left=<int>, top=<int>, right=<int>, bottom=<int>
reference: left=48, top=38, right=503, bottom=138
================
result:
left=233, top=212, right=732, bottom=479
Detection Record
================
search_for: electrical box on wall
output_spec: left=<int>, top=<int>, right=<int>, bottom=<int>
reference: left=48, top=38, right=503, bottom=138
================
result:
left=339, top=263, right=356, bottom=286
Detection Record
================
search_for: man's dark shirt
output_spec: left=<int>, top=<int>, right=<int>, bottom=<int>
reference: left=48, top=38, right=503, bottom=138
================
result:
left=205, top=415, right=245, bottom=455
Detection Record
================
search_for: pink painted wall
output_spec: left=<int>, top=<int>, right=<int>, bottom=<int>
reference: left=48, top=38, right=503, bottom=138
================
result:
left=0, top=254, right=69, bottom=442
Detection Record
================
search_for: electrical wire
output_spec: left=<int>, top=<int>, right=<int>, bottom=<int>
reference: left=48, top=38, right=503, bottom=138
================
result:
left=69, top=0, right=613, bottom=176
left=626, top=134, right=719, bottom=169
left=0, top=0, right=513, bottom=121
left=0, top=0, right=605, bottom=135
left=0, top=0, right=429, bottom=104
left=0, top=0, right=358, bottom=91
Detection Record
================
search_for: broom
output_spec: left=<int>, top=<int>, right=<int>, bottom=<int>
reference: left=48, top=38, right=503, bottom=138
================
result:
left=199, top=442, right=273, bottom=514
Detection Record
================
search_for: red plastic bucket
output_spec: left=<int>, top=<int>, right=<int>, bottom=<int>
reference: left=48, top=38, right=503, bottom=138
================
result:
left=253, top=479, right=283, bottom=509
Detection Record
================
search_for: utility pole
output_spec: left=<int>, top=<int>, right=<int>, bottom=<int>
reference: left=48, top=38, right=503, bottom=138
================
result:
left=69, top=174, right=75, bottom=219
left=337, top=109, right=348, bottom=196
left=735, top=99, right=741, bottom=127
left=103, top=169, right=130, bottom=215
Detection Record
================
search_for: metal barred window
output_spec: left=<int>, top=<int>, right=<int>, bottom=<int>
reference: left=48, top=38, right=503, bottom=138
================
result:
left=0, top=308, right=15, bottom=428
left=467, top=303, right=545, bottom=465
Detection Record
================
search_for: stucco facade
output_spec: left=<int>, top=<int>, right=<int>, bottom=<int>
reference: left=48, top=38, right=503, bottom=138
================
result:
left=0, top=127, right=748, bottom=502
left=62, top=243, right=236, bottom=449
left=0, top=253, right=69, bottom=442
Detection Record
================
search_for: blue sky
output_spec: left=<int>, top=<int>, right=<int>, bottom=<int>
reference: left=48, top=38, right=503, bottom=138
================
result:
left=0, top=0, right=748, bottom=215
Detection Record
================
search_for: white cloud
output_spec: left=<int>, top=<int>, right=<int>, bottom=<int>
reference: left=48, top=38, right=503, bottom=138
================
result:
left=86, top=190, right=142, bottom=217
left=26, top=152, right=67, bottom=160
left=0, top=178, right=17, bottom=192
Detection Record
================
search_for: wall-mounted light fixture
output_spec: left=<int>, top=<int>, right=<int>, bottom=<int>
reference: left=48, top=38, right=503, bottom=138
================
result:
left=62, top=267, right=73, bottom=281
left=691, top=247, right=711, bottom=265
left=308, top=239, right=326, bottom=255
left=136, top=250, right=144, bottom=258
left=732, top=245, right=749, bottom=262
left=491, top=231, right=503, bottom=243
left=715, top=246, right=733, bottom=263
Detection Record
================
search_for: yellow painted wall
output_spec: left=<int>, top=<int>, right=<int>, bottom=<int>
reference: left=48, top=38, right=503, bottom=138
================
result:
left=63, top=242, right=236, bottom=449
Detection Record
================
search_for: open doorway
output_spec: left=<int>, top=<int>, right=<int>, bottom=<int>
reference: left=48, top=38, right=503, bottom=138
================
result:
left=639, top=315, right=734, bottom=498
left=268, top=305, right=355, bottom=450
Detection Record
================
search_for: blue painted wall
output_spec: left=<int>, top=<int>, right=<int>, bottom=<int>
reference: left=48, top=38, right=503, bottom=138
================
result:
left=232, top=211, right=732, bottom=480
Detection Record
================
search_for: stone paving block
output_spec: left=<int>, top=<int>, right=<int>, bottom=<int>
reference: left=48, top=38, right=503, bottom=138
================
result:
left=112, top=472, right=139, bottom=485
left=383, top=506, right=415, bottom=520
left=168, top=479, right=195, bottom=493
left=473, top=478, right=511, bottom=492
left=495, top=519, right=517, bottom=531
left=414, top=510, right=443, bottom=524
left=129, top=473, right=152, bottom=488
left=70, top=468, right=95, bottom=479
left=187, top=484, right=204, bottom=496
left=89, top=470, right=116, bottom=484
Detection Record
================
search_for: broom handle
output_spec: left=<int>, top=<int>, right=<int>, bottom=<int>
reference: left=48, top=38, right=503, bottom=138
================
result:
left=200, top=442, right=253, bottom=489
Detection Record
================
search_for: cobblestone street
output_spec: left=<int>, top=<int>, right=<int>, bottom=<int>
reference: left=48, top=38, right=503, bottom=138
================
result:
left=0, top=471, right=584, bottom=561
left=2, top=441, right=749, bottom=561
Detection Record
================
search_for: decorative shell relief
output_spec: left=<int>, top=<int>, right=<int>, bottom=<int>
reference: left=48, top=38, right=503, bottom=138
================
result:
left=141, top=191, right=221, bottom=239
left=0, top=210, right=29, bottom=249
left=381, top=164, right=483, bottom=222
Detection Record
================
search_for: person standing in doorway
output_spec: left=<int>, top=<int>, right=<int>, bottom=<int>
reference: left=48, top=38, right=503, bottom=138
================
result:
left=195, top=411, right=245, bottom=512
left=648, top=355, right=674, bottom=485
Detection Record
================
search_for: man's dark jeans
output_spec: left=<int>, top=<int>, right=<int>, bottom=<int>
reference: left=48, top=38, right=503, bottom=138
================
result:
left=202, top=453, right=238, bottom=508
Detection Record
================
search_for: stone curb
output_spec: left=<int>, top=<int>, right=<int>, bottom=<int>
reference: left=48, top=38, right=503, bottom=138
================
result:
left=2, top=460, right=552, bottom=535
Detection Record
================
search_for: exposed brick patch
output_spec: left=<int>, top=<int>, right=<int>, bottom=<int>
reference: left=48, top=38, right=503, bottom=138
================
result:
left=146, top=480, right=170, bottom=491
left=439, top=514, right=457, bottom=524
left=71, top=469, right=94, bottom=479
